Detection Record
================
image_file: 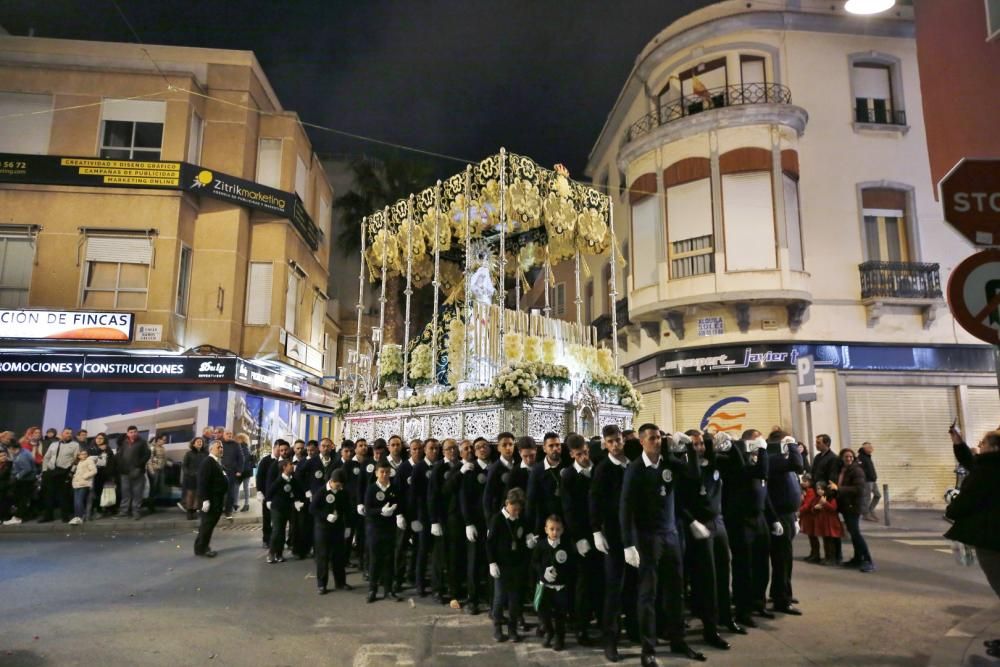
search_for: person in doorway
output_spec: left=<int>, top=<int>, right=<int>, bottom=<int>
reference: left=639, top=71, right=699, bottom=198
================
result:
left=145, top=435, right=168, bottom=514
left=857, top=442, right=881, bottom=522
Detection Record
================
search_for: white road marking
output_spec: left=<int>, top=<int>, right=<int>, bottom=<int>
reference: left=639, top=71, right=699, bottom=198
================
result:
left=865, top=531, right=946, bottom=539
left=893, top=539, right=953, bottom=547
left=353, top=643, right=415, bottom=667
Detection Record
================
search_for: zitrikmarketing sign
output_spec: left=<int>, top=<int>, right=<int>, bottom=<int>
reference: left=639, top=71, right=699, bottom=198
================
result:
left=0, top=152, right=322, bottom=250
left=0, top=309, right=134, bottom=342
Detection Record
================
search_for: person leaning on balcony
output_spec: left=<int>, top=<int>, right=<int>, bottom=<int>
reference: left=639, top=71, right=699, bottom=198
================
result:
left=945, top=427, right=1000, bottom=657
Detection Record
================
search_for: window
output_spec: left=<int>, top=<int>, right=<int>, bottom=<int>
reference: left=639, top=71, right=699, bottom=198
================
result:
left=285, top=267, right=302, bottom=333
left=176, top=245, right=192, bottom=316
left=783, top=175, right=804, bottom=271
left=987, top=0, right=1000, bottom=41
left=740, top=55, right=766, bottom=87
left=584, top=280, right=593, bottom=324
left=318, top=196, right=332, bottom=246
left=81, top=236, right=152, bottom=310
left=0, top=235, right=35, bottom=307
left=245, top=262, right=273, bottom=325
left=851, top=62, right=906, bottom=125
left=256, top=138, right=282, bottom=189
left=311, top=292, right=327, bottom=348
left=294, top=155, right=308, bottom=201
left=666, top=178, right=714, bottom=278
left=622, top=240, right=630, bottom=288
left=680, top=58, right=728, bottom=112
left=554, top=283, right=566, bottom=317
left=0, top=92, right=52, bottom=154
left=861, top=188, right=910, bottom=262
left=187, top=111, right=203, bottom=164
left=99, top=99, right=165, bottom=160
left=631, top=196, right=662, bottom=288
left=722, top=172, right=777, bottom=271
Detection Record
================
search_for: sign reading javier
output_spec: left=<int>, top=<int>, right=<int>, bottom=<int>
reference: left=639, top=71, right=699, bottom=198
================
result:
left=0, top=309, right=134, bottom=342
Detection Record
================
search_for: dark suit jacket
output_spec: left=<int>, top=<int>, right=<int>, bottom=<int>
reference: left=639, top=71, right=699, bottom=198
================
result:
left=197, top=456, right=228, bottom=509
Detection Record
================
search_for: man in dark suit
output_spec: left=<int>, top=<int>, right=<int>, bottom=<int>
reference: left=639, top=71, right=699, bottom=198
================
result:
left=220, top=430, right=244, bottom=518
left=526, top=432, right=564, bottom=543
left=561, top=433, right=601, bottom=647
left=194, top=440, right=229, bottom=558
left=255, top=441, right=281, bottom=549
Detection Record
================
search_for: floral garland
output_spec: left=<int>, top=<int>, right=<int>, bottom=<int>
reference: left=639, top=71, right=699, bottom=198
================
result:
left=620, top=382, right=643, bottom=416
left=446, top=317, right=465, bottom=386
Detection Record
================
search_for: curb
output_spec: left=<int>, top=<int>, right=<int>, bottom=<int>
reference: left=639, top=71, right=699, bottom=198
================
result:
left=0, top=514, right=262, bottom=535
left=927, top=603, right=1000, bottom=667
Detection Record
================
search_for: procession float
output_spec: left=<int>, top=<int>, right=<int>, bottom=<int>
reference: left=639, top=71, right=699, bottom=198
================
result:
left=339, top=149, right=638, bottom=442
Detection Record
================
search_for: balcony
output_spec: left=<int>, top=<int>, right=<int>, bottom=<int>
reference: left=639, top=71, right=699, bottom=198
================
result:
left=627, top=82, right=793, bottom=142
left=592, top=297, right=631, bottom=342
left=859, top=261, right=943, bottom=329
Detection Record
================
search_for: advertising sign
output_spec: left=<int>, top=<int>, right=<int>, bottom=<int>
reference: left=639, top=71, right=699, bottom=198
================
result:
left=236, top=360, right=303, bottom=396
left=0, top=153, right=181, bottom=189
left=0, top=354, right=236, bottom=381
left=0, top=309, right=134, bottom=342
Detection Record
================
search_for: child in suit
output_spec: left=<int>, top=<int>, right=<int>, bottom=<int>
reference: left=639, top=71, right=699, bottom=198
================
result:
left=486, top=487, right=529, bottom=643
left=312, top=468, right=353, bottom=594
left=266, top=459, right=305, bottom=563
left=365, top=458, right=404, bottom=603
left=532, top=514, right=574, bottom=651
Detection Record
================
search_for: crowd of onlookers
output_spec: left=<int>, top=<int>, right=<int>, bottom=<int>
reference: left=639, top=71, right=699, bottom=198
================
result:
left=0, top=425, right=256, bottom=525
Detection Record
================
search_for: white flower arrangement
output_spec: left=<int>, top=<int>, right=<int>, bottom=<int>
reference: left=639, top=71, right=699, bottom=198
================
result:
left=597, top=348, right=615, bottom=374
left=379, top=344, right=404, bottom=383
left=409, top=343, right=433, bottom=384
left=430, top=390, right=457, bottom=407
left=503, top=332, right=524, bottom=364
left=405, top=394, right=427, bottom=408
left=541, top=337, right=557, bottom=363
left=492, top=365, right=539, bottom=401
left=447, top=318, right=465, bottom=386
left=620, top=381, right=643, bottom=416
left=465, top=387, right=496, bottom=402
left=523, top=336, right=543, bottom=363
left=333, top=394, right=352, bottom=418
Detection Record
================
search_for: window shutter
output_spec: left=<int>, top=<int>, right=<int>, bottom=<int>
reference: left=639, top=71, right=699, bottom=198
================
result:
left=187, top=112, right=203, bottom=164
left=85, top=236, right=153, bottom=264
left=101, top=99, right=166, bottom=123
left=722, top=172, right=776, bottom=271
left=0, top=92, right=53, bottom=155
left=295, top=155, right=308, bottom=200
left=246, top=262, right=273, bottom=325
left=783, top=175, right=803, bottom=271
left=666, top=178, right=713, bottom=242
left=852, top=66, right=891, bottom=102
left=631, top=197, right=661, bottom=288
left=256, top=139, right=282, bottom=189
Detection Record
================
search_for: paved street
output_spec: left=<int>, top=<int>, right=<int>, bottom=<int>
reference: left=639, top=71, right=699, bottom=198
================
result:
left=1, top=512, right=997, bottom=667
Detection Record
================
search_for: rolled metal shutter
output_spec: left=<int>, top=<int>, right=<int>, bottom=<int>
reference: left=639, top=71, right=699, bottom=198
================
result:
left=673, top=384, right=781, bottom=437
left=847, top=385, right=957, bottom=507
left=966, top=387, right=1000, bottom=444
left=636, top=390, right=661, bottom=431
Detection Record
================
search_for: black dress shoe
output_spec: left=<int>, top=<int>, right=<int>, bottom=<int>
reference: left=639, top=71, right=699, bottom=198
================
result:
left=775, top=605, right=803, bottom=616
left=388, top=591, right=404, bottom=602
left=724, top=622, right=748, bottom=635
left=755, top=608, right=775, bottom=619
left=266, top=555, right=276, bottom=564
left=204, top=550, right=217, bottom=558
left=639, top=655, right=661, bottom=667
left=318, top=587, right=328, bottom=595
left=985, top=639, right=1000, bottom=648
left=464, top=603, right=480, bottom=615
left=553, top=634, right=565, bottom=651
left=670, top=641, right=706, bottom=661
left=735, top=615, right=757, bottom=628
left=704, top=632, right=731, bottom=650
left=542, top=633, right=553, bottom=648
left=493, top=625, right=507, bottom=642
left=604, top=644, right=621, bottom=662
left=336, top=583, right=354, bottom=591
left=366, top=592, right=377, bottom=603
left=790, top=597, right=800, bottom=604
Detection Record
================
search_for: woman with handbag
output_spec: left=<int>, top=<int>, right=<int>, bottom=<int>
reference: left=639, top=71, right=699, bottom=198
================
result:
left=180, top=437, right=207, bottom=520
left=89, top=434, right=118, bottom=519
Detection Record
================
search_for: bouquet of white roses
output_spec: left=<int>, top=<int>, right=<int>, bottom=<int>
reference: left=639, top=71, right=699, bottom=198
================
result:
left=409, top=343, right=433, bottom=384
left=379, top=344, right=404, bottom=384
left=333, top=393, right=352, bottom=418
left=430, top=390, right=458, bottom=407
left=493, top=365, right=539, bottom=401
left=503, top=332, right=524, bottom=364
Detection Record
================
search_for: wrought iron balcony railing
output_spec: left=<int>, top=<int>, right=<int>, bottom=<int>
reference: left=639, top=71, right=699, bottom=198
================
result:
left=627, top=82, right=793, bottom=142
left=859, top=261, right=942, bottom=300
left=593, top=297, right=631, bottom=341
left=854, top=103, right=907, bottom=126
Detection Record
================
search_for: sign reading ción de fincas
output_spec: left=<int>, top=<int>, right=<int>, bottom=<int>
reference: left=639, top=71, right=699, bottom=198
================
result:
left=0, top=309, right=134, bottom=342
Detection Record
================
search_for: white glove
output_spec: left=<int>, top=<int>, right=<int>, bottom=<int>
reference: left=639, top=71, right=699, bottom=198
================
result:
left=256, top=491, right=264, bottom=501
left=714, top=432, right=732, bottom=452
left=326, top=512, right=337, bottom=523
left=305, top=490, right=312, bottom=499
left=411, top=520, right=423, bottom=533
left=771, top=521, right=784, bottom=537
left=356, top=503, right=366, bottom=516
left=793, top=520, right=800, bottom=538
left=780, top=435, right=797, bottom=455
left=747, top=436, right=767, bottom=453
left=624, top=546, right=640, bottom=568
left=593, top=531, right=609, bottom=554
left=396, top=515, right=406, bottom=530
left=345, top=528, right=352, bottom=540
left=670, top=432, right=692, bottom=453
left=294, top=501, right=304, bottom=512
left=381, top=503, right=396, bottom=517
left=489, top=562, right=501, bottom=579
left=465, top=524, right=478, bottom=542
left=201, top=500, right=210, bottom=512
left=690, top=520, right=711, bottom=540
left=266, top=501, right=272, bottom=510
left=543, top=566, right=557, bottom=583
left=576, top=539, right=591, bottom=557
left=461, top=461, right=475, bottom=473
left=525, top=533, right=538, bottom=549
left=431, top=523, right=443, bottom=537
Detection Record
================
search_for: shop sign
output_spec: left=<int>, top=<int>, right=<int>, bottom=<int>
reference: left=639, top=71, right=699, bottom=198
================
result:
left=0, top=354, right=236, bottom=380
left=285, top=333, right=324, bottom=374
left=236, top=360, right=303, bottom=396
left=647, top=343, right=994, bottom=379
left=0, top=153, right=181, bottom=189
left=136, top=324, right=163, bottom=342
left=302, top=382, right=336, bottom=407
left=697, top=317, right=724, bottom=337
left=0, top=309, right=133, bottom=342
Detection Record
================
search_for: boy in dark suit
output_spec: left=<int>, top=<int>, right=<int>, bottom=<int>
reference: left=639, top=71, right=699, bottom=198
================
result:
left=532, top=514, right=573, bottom=651
left=266, top=459, right=305, bottom=564
left=312, top=468, right=353, bottom=594
left=365, top=458, right=404, bottom=603
left=486, top=487, right=529, bottom=643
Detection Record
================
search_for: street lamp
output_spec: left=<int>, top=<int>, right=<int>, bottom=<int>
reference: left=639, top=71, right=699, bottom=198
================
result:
left=844, top=0, right=896, bottom=14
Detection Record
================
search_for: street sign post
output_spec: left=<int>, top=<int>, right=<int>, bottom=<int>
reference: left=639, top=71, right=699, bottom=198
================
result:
left=796, top=354, right=817, bottom=460
left=947, top=249, right=1000, bottom=400
left=940, top=158, right=1000, bottom=246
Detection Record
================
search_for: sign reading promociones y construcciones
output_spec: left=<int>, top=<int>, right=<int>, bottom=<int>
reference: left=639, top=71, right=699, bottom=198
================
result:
left=0, top=309, right=134, bottom=342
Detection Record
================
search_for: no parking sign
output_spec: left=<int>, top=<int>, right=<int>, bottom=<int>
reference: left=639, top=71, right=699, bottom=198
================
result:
left=947, top=249, right=1000, bottom=344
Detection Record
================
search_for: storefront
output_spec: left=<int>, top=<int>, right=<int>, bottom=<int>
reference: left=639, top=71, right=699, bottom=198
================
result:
left=626, top=342, right=998, bottom=507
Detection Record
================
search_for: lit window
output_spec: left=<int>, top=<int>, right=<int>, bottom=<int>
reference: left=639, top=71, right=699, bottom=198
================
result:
left=100, top=99, right=165, bottom=160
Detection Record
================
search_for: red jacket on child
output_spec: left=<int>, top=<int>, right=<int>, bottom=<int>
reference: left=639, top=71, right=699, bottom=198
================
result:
left=813, top=494, right=843, bottom=538
left=799, top=487, right=818, bottom=536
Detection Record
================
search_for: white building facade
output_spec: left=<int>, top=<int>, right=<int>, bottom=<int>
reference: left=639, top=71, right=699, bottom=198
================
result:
left=584, top=0, right=997, bottom=506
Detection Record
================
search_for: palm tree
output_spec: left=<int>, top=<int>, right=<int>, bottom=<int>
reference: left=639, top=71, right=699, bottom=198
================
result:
left=333, top=155, right=435, bottom=344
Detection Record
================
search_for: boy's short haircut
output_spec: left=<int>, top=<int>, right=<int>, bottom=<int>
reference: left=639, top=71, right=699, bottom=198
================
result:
left=279, top=459, right=294, bottom=471
left=473, top=436, right=489, bottom=445
left=602, top=424, right=621, bottom=438
left=505, top=487, right=526, bottom=506
left=497, top=431, right=515, bottom=443
left=516, top=435, right=536, bottom=451
left=544, top=514, right=564, bottom=527
left=566, top=433, right=586, bottom=451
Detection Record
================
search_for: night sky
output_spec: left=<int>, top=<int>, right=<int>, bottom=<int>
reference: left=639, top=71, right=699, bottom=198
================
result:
left=0, top=0, right=713, bottom=175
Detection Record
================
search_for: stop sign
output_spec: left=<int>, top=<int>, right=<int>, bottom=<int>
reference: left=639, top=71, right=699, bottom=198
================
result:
left=940, top=158, right=1000, bottom=246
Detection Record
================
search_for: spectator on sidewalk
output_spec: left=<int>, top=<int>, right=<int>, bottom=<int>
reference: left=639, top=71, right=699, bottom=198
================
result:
left=811, top=434, right=840, bottom=485
left=0, top=448, right=11, bottom=523
left=857, top=442, right=881, bottom=522
left=88, top=434, right=117, bottom=519
left=5, top=441, right=35, bottom=524
left=831, top=448, right=875, bottom=572
left=945, top=427, right=1000, bottom=657
left=237, top=434, right=253, bottom=512
left=41, top=428, right=58, bottom=461
left=799, top=475, right=821, bottom=563
left=70, top=449, right=97, bottom=525
left=145, top=435, right=168, bottom=514
left=40, top=428, right=79, bottom=523
left=180, top=437, right=207, bottom=520
left=117, top=426, right=150, bottom=519
left=221, top=430, right=244, bottom=518
left=813, top=482, right=842, bottom=564
left=18, top=426, right=41, bottom=466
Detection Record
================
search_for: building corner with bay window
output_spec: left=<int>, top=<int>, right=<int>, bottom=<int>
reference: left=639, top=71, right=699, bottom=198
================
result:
left=581, top=0, right=998, bottom=508
left=0, top=35, right=344, bottom=465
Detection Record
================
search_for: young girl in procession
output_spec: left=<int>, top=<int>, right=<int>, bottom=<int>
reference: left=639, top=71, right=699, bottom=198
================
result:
left=799, top=474, right=822, bottom=563
left=814, top=481, right=844, bottom=565
left=70, top=448, right=97, bottom=525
